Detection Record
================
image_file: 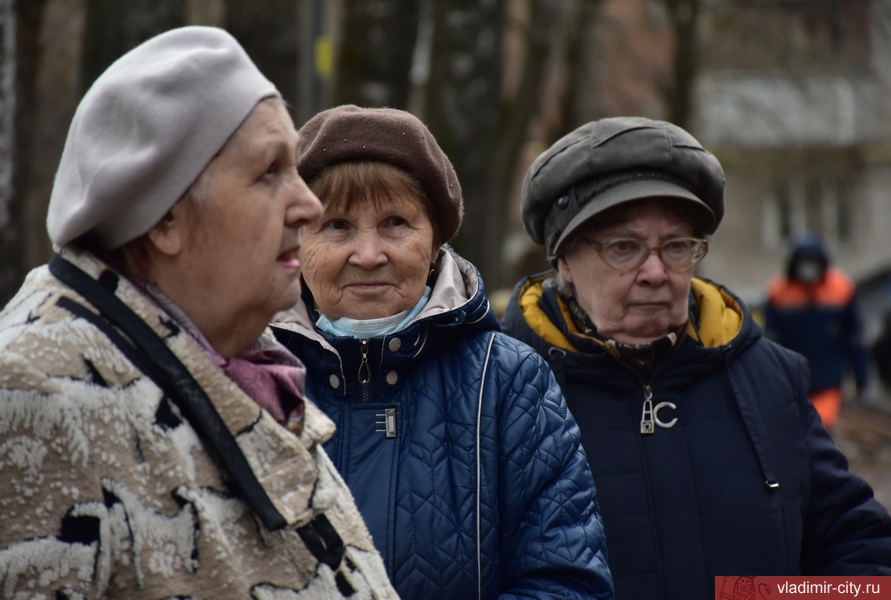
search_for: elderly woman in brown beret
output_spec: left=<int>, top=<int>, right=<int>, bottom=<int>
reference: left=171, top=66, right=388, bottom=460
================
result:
left=0, top=28, right=396, bottom=598
left=272, top=105, right=614, bottom=599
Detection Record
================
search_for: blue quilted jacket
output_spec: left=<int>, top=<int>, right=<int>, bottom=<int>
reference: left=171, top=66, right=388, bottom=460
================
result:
left=501, top=272, right=891, bottom=600
left=273, top=249, right=614, bottom=599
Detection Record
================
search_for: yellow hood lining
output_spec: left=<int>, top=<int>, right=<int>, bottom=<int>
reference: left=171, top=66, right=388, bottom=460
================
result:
left=517, top=276, right=743, bottom=350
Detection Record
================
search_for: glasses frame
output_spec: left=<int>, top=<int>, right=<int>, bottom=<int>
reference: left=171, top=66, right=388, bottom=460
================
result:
left=582, top=236, right=709, bottom=273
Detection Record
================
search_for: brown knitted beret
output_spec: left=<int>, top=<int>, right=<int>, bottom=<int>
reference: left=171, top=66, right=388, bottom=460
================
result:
left=296, top=105, right=463, bottom=242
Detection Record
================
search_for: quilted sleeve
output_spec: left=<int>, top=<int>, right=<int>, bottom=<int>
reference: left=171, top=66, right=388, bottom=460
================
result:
left=798, top=353, right=891, bottom=575
left=490, top=334, right=614, bottom=599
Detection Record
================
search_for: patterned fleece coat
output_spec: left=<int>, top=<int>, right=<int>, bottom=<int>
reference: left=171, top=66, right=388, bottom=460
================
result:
left=0, top=246, right=398, bottom=599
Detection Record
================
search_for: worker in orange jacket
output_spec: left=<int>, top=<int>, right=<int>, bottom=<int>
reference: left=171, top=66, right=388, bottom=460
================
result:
left=764, top=233, right=870, bottom=428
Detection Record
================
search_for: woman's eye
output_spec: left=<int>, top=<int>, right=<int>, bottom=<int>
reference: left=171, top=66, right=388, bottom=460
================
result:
left=663, top=240, right=693, bottom=258
left=610, top=240, right=638, bottom=254
left=664, top=240, right=688, bottom=252
left=326, top=219, right=348, bottom=230
left=386, top=216, right=407, bottom=227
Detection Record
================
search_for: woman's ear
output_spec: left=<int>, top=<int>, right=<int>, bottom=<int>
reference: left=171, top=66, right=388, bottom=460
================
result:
left=557, top=256, right=575, bottom=284
left=147, top=203, right=187, bottom=257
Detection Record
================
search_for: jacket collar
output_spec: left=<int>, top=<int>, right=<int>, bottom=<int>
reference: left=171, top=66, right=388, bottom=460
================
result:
left=512, top=272, right=746, bottom=352
left=273, top=245, right=496, bottom=343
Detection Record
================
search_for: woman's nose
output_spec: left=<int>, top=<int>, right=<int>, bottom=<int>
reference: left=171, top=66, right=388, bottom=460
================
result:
left=348, top=232, right=387, bottom=268
left=637, top=251, right=669, bottom=282
left=285, top=175, right=323, bottom=226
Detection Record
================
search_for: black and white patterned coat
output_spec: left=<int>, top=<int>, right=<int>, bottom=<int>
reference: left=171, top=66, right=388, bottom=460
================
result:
left=0, top=246, right=398, bottom=599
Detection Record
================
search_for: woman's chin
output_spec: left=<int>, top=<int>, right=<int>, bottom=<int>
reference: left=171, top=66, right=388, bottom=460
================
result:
left=270, top=285, right=303, bottom=315
left=611, top=322, right=674, bottom=345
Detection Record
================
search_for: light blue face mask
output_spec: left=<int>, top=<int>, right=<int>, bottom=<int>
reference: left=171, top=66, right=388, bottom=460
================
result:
left=316, top=286, right=432, bottom=339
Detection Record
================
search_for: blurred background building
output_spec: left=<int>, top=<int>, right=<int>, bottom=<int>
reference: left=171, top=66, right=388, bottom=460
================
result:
left=694, top=2, right=891, bottom=313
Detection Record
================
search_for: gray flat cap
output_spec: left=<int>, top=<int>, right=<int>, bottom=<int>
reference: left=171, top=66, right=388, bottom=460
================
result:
left=521, top=117, right=725, bottom=260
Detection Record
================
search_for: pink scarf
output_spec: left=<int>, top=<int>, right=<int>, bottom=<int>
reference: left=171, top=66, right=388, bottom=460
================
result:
left=136, top=281, right=306, bottom=433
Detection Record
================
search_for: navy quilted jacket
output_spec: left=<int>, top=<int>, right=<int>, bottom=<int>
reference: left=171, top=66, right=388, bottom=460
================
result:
left=273, top=249, right=614, bottom=599
left=501, top=272, right=891, bottom=600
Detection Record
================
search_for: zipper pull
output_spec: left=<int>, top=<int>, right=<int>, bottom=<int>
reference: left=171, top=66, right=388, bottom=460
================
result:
left=640, top=385, right=655, bottom=435
left=358, top=339, right=371, bottom=386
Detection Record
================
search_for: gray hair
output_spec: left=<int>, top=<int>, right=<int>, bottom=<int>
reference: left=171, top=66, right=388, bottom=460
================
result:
left=547, top=271, right=576, bottom=300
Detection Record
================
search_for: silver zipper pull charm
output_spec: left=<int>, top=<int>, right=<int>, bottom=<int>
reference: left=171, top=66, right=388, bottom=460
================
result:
left=358, top=339, right=371, bottom=386
left=641, top=387, right=655, bottom=434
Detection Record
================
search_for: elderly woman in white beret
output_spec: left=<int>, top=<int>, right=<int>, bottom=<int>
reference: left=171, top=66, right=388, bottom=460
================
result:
left=272, top=105, right=614, bottom=599
left=0, top=27, right=396, bottom=598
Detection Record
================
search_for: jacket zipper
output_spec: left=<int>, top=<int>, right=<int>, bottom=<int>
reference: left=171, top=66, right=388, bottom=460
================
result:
left=358, top=339, right=371, bottom=402
left=632, top=340, right=684, bottom=435
left=640, top=385, right=656, bottom=434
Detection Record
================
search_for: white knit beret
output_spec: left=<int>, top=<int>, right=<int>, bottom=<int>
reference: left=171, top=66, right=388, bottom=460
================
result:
left=47, top=26, right=280, bottom=250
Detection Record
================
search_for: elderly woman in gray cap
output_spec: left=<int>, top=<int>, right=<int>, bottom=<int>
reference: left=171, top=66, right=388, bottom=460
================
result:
left=0, top=27, right=397, bottom=598
left=501, top=117, right=891, bottom=599
left=271, top=105, right=614, bottom=599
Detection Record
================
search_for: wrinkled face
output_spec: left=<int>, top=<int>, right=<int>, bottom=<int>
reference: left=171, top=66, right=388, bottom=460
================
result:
left=557, top=200, right=696, bottom=344
left=300, top=191, right=437, bottom=320
left=174, top=100, right=323, bottom=334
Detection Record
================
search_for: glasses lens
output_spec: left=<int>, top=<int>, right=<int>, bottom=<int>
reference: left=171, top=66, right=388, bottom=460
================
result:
left=662, top=238, right=707, bottom=270
left=595, top=238, right=707, bottom=271
left=661, top=239, right=694, bottom=269
left=601, top=239, right=645, bottom=269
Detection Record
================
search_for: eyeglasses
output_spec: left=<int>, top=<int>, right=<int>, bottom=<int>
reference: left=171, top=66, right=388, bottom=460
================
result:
left=582, top=237, right=709, bottom=272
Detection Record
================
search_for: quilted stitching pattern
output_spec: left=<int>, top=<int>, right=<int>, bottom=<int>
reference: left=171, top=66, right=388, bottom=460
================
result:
left=279, top=258, right=614, bottom=599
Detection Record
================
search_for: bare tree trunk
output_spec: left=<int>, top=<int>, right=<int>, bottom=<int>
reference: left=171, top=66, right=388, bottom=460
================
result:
left=332, top=0, right=419, bottom=109
left=226, top=0, right=300, bottom=115
left=81, top=0, right=185, bottom=92
left=0, top=0, right=48, bottom=307
left=0, top=0, right=17, bottom=306
left=424, top=0, right=505, bottom=286
left=23, top=0, right=86, bottom=274
left=486, top=0, right=562, bottom=289
left=556, top=0, right=601, bottom=134
left=663, top=0, right=700, bottom=127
